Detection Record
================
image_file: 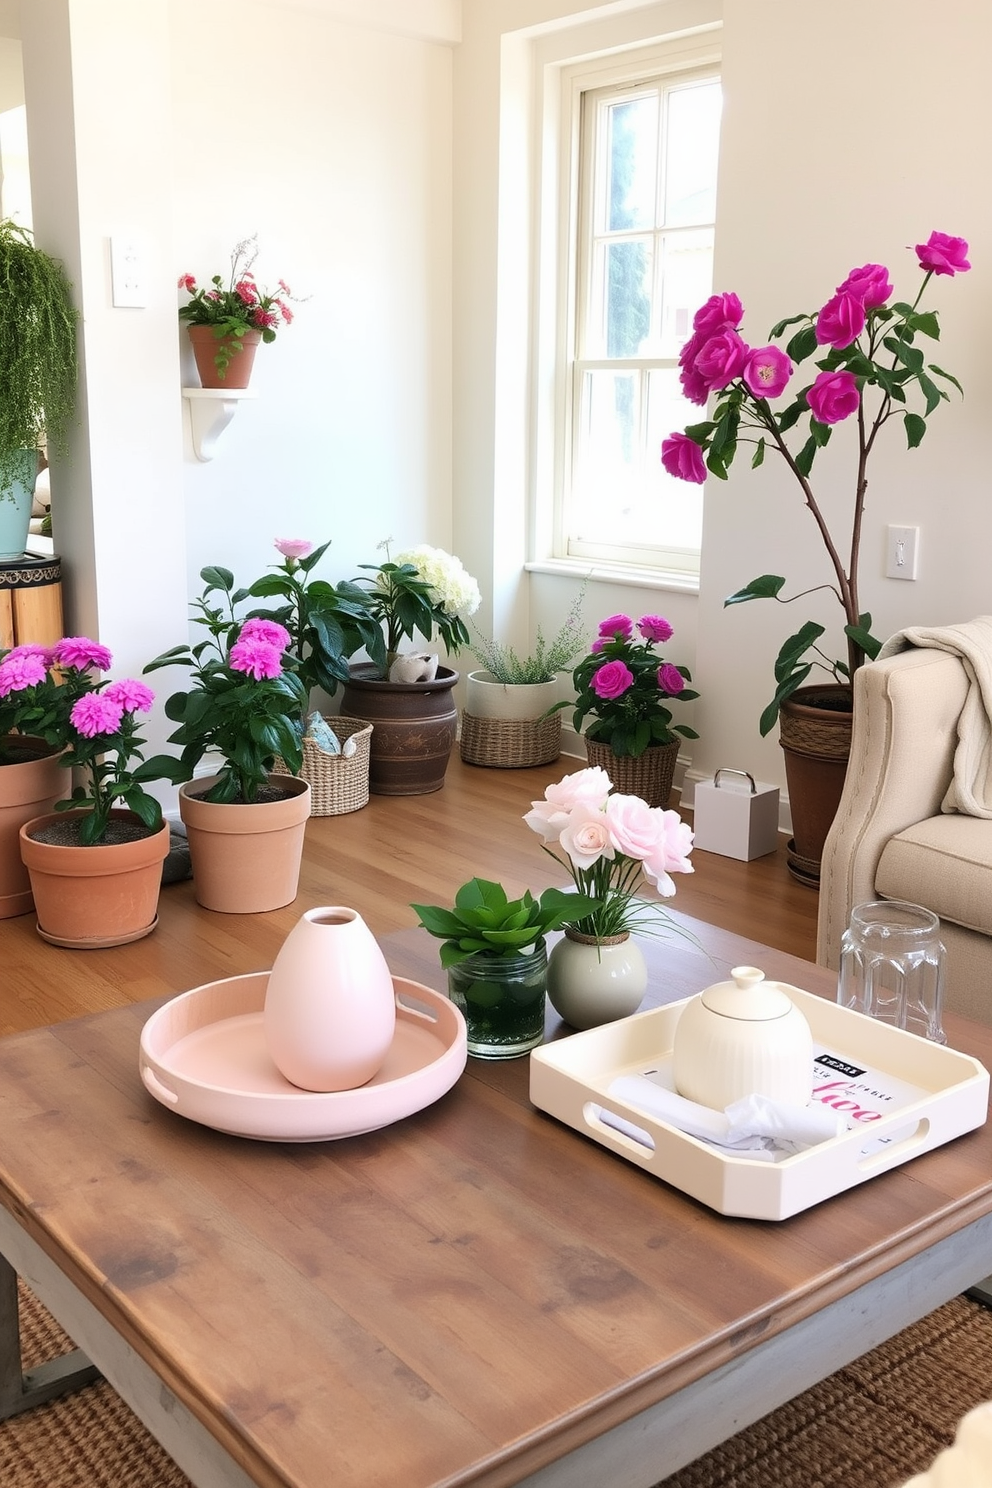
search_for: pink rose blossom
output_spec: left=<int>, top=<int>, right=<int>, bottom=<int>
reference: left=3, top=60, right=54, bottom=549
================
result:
left=694, top=330, right=749, bottom=391
left=104, top=679, right=155, bottom=714
left=638, top=615, right=673, bottom=644
left=598, top=614, right=633, bottom=640
left=640, top=809, right=695, bottom=896
left=559, top=803, right=615, bottom=871
left=591, top=660, right=634, bottom=700
left=661, top=432, right=707, bottom=484
left=53, top=637, right=113, bottom=672
left=806, top=369, right=861, bottom=425
left=742, top=345, right=793, bottom=400
left=837, top=263, right=892, bottom=309
left=275, top=538, right=312, bottom=560
left=70, top=694, right=124, bottom=738
left=604, top=793, right=666, bottom=864
left=229, top=638, right=283, bottom=680
left=679, top=359, right=711, bottom=406
left=177, top=273, right=196, bottom=293
left=0, top=652, right=47, bottom=694
left=522, top=767, right=612, bottom=842
left=238, top=617, right=291, bottom=651
left=590, top=638, right=605, bottom=653
left=657, top=663, right=685, bottom=695
left=815, top=291, right=866, bottom=349
left=692, top=292, right=743, bottom=337
left=915, top=232, right=970, bottom=277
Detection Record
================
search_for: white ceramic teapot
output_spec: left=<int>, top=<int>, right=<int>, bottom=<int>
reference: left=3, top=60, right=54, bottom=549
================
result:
left=672, top=965, right=813, bottom=1111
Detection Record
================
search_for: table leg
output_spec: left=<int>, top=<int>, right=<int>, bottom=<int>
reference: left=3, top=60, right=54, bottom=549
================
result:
left=0, top=1252, right=100, bottom=1420
left=966, top=1275, right=992, bottom=1310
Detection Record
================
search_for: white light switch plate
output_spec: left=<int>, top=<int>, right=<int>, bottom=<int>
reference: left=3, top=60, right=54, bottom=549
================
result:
left=886, top=524, right=919, bottom=580
left=110, top=235, right=147, bottom=308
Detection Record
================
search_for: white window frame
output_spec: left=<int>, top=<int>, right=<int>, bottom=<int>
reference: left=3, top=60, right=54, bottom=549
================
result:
left=550, top=35, right=721, bottom=583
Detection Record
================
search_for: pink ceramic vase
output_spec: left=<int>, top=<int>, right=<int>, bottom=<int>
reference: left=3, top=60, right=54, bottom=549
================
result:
left=263, top=907, right=396, bottom=1092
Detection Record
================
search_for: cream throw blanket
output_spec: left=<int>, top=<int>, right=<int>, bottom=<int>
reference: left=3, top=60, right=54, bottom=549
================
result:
left=878, top=616, right=992, bottom=817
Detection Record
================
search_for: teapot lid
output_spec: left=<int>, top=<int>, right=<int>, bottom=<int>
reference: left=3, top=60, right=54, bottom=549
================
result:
left=700, top=966, right=796, bottom=1021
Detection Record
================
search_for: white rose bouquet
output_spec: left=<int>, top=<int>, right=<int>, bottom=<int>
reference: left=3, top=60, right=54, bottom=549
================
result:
left=524, top=766, right=695, bottom=939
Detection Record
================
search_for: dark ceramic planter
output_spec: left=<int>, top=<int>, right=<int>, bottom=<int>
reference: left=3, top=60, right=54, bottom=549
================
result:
left=339, top=664, right=459, bottom=796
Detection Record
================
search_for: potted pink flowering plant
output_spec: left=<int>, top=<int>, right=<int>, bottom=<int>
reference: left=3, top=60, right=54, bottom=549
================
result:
left=142, top=569, right=311, bottom=913
left=662, top=230, right=969, bottom=884
left=15, top=638, right=171, bottom=948
left=555, top=613, right=698, bottom=807
left=178, top=235, right=297, bottom=384
left=524, top=765, right=695, bottom=1029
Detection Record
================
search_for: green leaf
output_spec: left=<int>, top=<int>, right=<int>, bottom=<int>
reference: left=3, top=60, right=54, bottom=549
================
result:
left=751, top=437, right=765, bottom=469
left=724, top=574, right=786, bottom=606
left=809, top=418, right=831, bottom=448
left=844, top=620, right=882, bottom=661
left=776, top=395, right=809, bottom=433
left=884, top=335, right=924, bottom=374
left=773, top=621, right=825, bottom=684
left=759, top=664, right=813, bottom=737
left=769, top=312, right=808, bottom=339
left=199, top=565, right=235, bottom=593
left=794, top=434, right=818, bottom=478
left=909, top=310, right=940, bottom=340
left=904, top=412, right=927, bottom=449
left=455, top=878, right=508, bottom=913
left=929, top=363, right=964, bottom=396
left=785, top=324, right=818, bottom=364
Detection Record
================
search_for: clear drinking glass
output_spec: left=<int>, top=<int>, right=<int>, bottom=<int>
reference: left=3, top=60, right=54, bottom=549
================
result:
left=838, top=900, right=946, bottom=1043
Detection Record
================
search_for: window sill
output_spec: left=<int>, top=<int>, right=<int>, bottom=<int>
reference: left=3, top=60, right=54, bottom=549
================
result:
left=525, top=557, right=699, bottom=595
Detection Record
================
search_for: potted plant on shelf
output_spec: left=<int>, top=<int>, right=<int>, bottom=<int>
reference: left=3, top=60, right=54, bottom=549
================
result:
left=411, top=876, right=599, bottom=1059
left=177, top=235, right=298, bottom=388
left=0, top=219, right=78, bottom=559
left=336, top=542, right=482, bottom=796
left=555, top=613, right=699, bottom=807
left=662, top=230, right=969, bottom=883
left=141, top=571, right=311, bottom=913
left=460, top=587, right=587, bottom=769
left=16, top=639, right=170, bottom=948
left=524, top=766, right=696, bottom=1030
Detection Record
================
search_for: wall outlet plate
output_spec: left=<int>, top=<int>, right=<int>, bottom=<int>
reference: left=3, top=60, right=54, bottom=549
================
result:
left=886, top=524, right=919, bottom=580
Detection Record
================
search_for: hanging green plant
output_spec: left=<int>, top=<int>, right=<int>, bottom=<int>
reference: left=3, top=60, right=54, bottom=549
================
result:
left=0, top=219, right=79, bottom=494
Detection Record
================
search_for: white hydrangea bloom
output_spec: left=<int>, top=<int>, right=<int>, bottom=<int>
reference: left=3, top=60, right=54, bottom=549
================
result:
left=394, top=545, right=481, bottom=617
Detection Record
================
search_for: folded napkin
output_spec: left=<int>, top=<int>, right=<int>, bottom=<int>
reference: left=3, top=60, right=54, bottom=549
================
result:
left=598, top=1074, right=846, bottom=1162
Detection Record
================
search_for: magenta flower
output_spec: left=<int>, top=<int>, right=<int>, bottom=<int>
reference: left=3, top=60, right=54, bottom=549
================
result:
left=591, top=660, right=634, bottom=700
left=837, top=263, right=892, bottom=309
left=276, top=301, right=294, bottom=324
left=806, top=369, right=861, bottom=425
left=694, top=330, right=749, bottom=391
left=657, top=663, right=685, bottom=695
left=275, top=537, right=312, bottom=560
left=743, top=345, right=792, bottom=400
left=235, top=279, right=258, bottom=304
left=70, top=693, right=124, bottom=738
left=53, top=637, right=113, bottom=672
left=661, top=432, right=707, bottom=484
left=177, top=273, right=196, bottom=292
left=230, top=637, right=283, bottom=680
left=692, top=292, right=743, bottom=337
left=638, top=615, right=674, bottom=644
left=238, top=617, right=291, bottom=651
left=590, top=639, right=605, bottom=653
left=679, top=357, right=711, bottom=406
left=253, top=309, right=278, bottom=329
left=598, top=614, right=633, bottom=641
left=104, top=679, right=155, bottom=714
left=0, top=652, right=47, bottom=695
left=815, top=291, right=866, bottom=349
left=915, top=232, right=970, bottom=277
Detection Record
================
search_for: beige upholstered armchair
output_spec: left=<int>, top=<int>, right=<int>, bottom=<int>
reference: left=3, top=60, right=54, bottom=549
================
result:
left=817, top=645, right=992, bottom=1025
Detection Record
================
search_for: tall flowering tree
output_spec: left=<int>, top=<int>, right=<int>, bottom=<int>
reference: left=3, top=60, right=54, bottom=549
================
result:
left=662, top=231, right=970, bottom=734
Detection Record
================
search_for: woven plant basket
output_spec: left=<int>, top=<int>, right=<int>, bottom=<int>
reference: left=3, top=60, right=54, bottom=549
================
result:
left=460, top=711, right=561, bottom=769
left=584, top=736, right=679, bottom=807
left=273, top=718, right=373, bottom=816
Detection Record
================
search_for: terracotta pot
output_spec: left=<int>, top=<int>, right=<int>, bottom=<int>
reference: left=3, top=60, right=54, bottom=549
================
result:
left=583, top=737, right=680, bottom=807
left=187, top=325, right=262, bottom=389
left=178, top=774, right=311, bottom=913
left=338, top=664, right=459, bottom=796
left=0, top=738, right=64, bottom=919
left=778, top=683, right=853, bottom=888
left=18, top=809, right=170, bottom=948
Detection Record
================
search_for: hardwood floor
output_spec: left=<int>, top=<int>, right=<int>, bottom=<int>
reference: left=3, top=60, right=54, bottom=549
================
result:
left=0, top=754, right=820, bottom=1038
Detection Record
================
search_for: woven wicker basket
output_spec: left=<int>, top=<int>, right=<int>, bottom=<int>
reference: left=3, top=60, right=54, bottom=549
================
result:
left=583, top=736, right=679, bottom=807
left=459, top=710, right=561, bottom=769
left=273, top=718, right=373, bottom=815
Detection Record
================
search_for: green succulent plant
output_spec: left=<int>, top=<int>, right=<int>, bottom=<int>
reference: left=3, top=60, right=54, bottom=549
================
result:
left=412, top=877, right=600, bottom=968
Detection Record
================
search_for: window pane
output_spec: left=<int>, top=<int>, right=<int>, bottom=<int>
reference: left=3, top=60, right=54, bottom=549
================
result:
left=664, top=81, right=722, bottom=226
left=658, top=228, right=714, bottom=358
left=607, top=238, right=652, bottom=356
left=607, top=95, right=658, bottom=231
left=644, top=368, right=704, bottom=549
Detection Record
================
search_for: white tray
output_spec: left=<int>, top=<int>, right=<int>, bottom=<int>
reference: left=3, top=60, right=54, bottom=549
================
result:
left=140, top=973, right=467, bottom=1142
left=529, top=989, right=990, bottom=1220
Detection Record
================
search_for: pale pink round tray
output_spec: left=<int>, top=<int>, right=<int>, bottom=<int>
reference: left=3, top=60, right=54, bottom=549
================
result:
left=139, top=973, right=467, bottom=1142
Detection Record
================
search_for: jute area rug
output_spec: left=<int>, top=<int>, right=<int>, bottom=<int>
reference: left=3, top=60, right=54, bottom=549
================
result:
left=2, top=1284, right=990, bottom=1488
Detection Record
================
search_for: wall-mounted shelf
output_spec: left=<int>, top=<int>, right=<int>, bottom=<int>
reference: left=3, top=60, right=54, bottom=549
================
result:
left=182, top=387, right=258, bottom=461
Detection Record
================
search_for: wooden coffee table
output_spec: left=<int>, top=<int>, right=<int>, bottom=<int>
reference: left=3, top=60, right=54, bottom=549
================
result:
left=1, top=917, right=991, bottom=1488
